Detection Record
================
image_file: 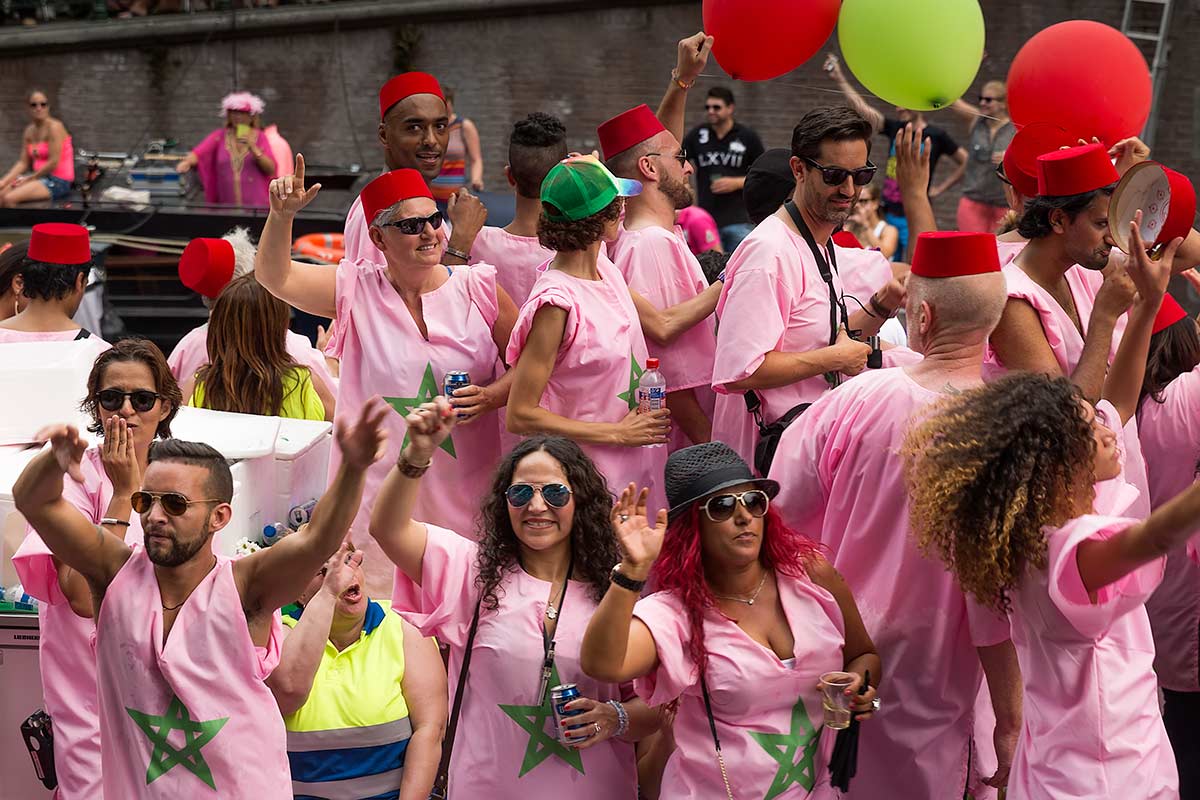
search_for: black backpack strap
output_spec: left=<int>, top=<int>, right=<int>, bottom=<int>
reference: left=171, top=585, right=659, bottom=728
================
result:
left=73, top=328, right=92, bottom=341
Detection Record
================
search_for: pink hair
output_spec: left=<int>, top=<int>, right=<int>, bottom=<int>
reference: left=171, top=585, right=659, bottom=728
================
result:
left=220, top=91, right=265, bottom=117
left=650, top=504, right=825, bottom=678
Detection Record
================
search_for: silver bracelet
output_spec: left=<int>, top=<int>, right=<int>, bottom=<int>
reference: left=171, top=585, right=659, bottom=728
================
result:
left=607, top=699, right=629, bottom=737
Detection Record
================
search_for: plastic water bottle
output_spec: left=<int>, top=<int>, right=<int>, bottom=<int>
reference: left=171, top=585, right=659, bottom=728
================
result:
left=637, top=358, right=667, bottom=414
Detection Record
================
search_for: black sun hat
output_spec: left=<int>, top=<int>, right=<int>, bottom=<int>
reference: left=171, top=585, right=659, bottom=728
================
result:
left=665, top=442, right=780, bottom=522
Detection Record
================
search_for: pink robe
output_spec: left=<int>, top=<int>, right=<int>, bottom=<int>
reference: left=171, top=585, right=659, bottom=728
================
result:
left=632, top=574, right=844, bottom=799
left=192, top=128, right=272, bottom=208
left=342, top=194, right=383, bottom=267
left=167, top=323, right=338, bottom=395
left=471, top=225, right=554, bottom=306
left=11, top=447, right=142, bottom=800
left=711, top=216, right=850, bottom=468
left=326, top=259, right=503, bottom=597
left=1138, top=364, right=1200, bottom=691
left=392, top=525, right=638, bottom=798
left=95, top=548, right=289, bottom=798
left=608, top=225, right=717, bottom=451
left=769, top=368, right=1011, bottom=798
left=506, top=256, right=667, bottom=511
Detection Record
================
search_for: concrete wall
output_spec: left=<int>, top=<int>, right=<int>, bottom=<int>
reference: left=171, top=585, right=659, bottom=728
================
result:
left=1, top=0, right=1196, bottom=229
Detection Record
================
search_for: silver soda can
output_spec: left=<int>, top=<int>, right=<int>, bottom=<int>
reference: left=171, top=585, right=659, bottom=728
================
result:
left=288, top=499, right=317, bottom=528
left=551, top=683, right=589, bottom=743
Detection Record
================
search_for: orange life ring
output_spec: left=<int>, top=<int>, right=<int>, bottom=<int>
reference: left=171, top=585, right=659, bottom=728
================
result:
left=292, top=233, right=345, bottom=264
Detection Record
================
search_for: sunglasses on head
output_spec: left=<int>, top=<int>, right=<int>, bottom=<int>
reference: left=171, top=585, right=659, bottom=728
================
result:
left=97, top=389, right=161, bottom=413
left=703, top=490, right=770, bottom=522
left=131, top=491, right=222, bottom=516
left=802, top=157, right=877, bottom=187
left=646, top=149, right=689, bottom=167
left=380, top=210, right=444, bottom=235
left=506, top=483, right=573, bottom=509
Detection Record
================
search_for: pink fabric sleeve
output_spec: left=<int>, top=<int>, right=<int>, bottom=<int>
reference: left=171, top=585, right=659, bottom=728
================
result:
left=391, top=524, right=480, bottom=649
left=632, top=592, right=697, bottom=707
left=504, top=285, right=578, bottom=365
left=768, top=394, right=837, bottom=532
left=965, top=595, right=1011, bottom=647
left=253, top=610, right=285, bottom=679
left=1047, top=514, right=1166, bottom=639
left=711, top=266, right=789, bottom=392
left=325, top=258, right=366, bottom=360
left=463, top=262, right=500, bottom=329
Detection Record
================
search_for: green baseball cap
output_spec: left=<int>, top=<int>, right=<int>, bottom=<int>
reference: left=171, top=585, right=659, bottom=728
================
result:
left=540, top=155, right=643, bottom=222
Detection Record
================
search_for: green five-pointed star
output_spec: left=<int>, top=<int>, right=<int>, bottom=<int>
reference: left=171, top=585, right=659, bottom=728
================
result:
left=384, top=362, right=457, bottom=458
left=747, top=697, right=821, bottom=800
left=126, top=694, right=229, bottom=790
left=616, top=351, right=645, bottom=411
left=498, top=664, right=585, bottom=777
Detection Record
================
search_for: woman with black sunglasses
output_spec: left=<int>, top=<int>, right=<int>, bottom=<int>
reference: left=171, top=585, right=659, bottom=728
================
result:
left=11, top=336, right=181, bottom=799
left=369, top=397, right=659, bottom=798
left=256, top=155, right=521, bottom=598
left=580, top=442, right=880, bottom=799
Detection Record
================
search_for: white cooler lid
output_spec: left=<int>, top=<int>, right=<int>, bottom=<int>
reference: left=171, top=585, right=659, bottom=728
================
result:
left=170, top=406, right=279, bottom=460
left=0, top=445, right=41, bottom=501
left=0, top=339, right=109, bottom=445
left=275, top=418, right=333, bottom=460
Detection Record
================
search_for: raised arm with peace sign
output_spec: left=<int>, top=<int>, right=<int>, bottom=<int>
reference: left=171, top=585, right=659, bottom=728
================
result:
left=269, top=153, right=322, bottom=218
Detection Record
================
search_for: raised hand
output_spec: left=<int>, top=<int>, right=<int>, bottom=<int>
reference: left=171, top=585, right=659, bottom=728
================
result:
left=100, top=415, right=140, bottom=497
left=402, top=396, right=456, bottom=463
left=319, top=542, right=363, bottom=600
left=1126, top=210, right=1183, bottom=306
left=823, top=52, right=845, bottom=81
left=1109, top=137, right=1150, bottom=177
left=611, top=483, right=668, bottom=577
left=269, top=153, right=321, bottom=218
left=446, top=188, right=487, bottom=242
left=34, top=424, right=87, bottom=483
left=675, top=31, right=714, bottom=85
left=895, top=123, right=931, bottom=198
left=335, top=395, right=390, bottom=471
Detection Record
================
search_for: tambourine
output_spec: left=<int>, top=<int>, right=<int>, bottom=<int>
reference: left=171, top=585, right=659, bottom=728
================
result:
left=1108, top=160, right=1196, bottom=257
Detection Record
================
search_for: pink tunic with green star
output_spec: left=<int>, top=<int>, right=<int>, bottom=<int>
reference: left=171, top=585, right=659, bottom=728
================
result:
left=391, top=524, right=638, bottom=798
left=11, top=447, right=142, bottom=800
left=507, top=255, right=667, bottom=511
left=95, top=547, right=289, bottom=798
left=632, top=576, right=844, bottom=799
left=325, top=257, right=504, bottom=596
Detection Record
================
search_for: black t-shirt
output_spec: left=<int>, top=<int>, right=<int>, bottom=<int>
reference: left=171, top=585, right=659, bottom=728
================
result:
left=880, top=118, right=960, bottom=217
left=684, top=122, right=766, bottom=228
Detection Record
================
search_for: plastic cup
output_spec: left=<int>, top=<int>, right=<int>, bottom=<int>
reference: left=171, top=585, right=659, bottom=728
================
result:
left=818, top=671, right=856, bottom=730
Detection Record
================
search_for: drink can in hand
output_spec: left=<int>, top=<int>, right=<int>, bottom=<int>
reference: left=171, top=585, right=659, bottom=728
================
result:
left=551, top=683, right=590, bottom=744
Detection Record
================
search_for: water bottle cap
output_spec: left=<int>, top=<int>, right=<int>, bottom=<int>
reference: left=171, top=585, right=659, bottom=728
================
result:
left=646, top=358, right=659, bottom=369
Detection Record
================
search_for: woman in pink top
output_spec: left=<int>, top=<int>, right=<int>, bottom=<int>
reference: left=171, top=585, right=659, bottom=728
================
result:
left=0, top=89, right=74, bottom=206
left=581, top=442, right=880, bottom=799
left=371, top=398, right=659, bottom=798
left=256, top=156, right=519, bottom=598
left=11, top=338, right=182, bottom=799
left=176, top=92, right=275, bottom=208
left=1136, top=294, right=1200, bottom=794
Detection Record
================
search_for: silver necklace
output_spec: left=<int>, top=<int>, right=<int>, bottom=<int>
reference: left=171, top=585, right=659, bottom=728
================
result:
left=545, top=580, right=567, bottom=620
left=714, top=572, right=769, bottom=606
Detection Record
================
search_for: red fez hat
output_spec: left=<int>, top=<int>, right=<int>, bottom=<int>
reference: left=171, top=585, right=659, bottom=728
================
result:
left=179, top=238, right=236, bottom=299
left=379, top=72, right=444, bottom=120
left=28, top=223, right=90, bottom=265
left=597, top=105, right=667, bottom=161
left=832, top=230, right=864, bottom=249
left=1152, top=294, right=1188, bottom=335
left=1037, top=143, right=1119, bottom=197
left=361, top=169, right=433, bottom=224
left=910, top=232, right=1001, bottom=279
left=1004, top=123, right=1075, bottom=199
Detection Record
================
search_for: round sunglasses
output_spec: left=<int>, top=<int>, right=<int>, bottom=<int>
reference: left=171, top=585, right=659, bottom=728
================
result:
left=506, top=483, right=573, bottom=509
left=97, top=389, right=162, bottom=413
left=703, top=490, right=770, bottom=522
left=380, top=210, right=444, bottom=235
left=131, top=491, right=222, bottom=516
left=802, top=157, right=878, bottom=187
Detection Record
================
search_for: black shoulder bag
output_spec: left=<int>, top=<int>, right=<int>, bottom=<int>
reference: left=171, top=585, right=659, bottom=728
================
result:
left=429, top=597, right=482, bottom=800
left=744, top=200, right=849, bottom=476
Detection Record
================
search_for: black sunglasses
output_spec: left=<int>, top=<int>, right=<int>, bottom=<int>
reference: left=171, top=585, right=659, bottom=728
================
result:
left=97, top=389, right=161, bottom=413
left=646, top=149, right=689, bottom=167
left=29, top=101, right=48, bottom=108
left=802, top=157, right=877, bottom=187
left=994, top=160, right=1012, bottom=187
left=979, top=96, right=1004, bottom=104
left=506, top=483, right=573, bottom=509
left=380, top=211, right=444, bottom=235
left=703, top=490, right=770, bottom=522
left=131, top=491, right=222, bottom=516
left=704, top=104, right=724, bottom=111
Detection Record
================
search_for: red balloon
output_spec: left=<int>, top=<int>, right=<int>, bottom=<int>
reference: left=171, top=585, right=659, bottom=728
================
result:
left=1007, top=21, right=1152, bottom=145
left=703, top=0, right=841, bottom=82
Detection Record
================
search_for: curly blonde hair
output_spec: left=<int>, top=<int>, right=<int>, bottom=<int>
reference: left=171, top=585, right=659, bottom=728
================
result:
left=900, top=373, right=1097, bottom=612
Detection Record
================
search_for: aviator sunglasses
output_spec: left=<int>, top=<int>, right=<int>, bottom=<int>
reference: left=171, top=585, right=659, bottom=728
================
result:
left=802, top=157, right=877, bottom=187
left=506, top=483, right=573, bottom=509
left=703, top=490, right=770, bottom=523
left=380, top=211, right=444, bottom=235
left=131, top=491, right=222, bottom=516
left=97, top=389, right=162, bottom=413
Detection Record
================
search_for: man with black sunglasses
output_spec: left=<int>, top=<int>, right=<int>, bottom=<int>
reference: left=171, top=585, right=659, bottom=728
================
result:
left=12, top=398, right=389, bottom=798
left=710, top=106, right=909, bottom=471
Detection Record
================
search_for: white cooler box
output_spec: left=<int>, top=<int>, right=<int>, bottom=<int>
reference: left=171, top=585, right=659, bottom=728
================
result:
left=273, top=418, right=333, bottom=530
left=0, top=446, right=40, bottom=590
left=0, top=340, right=108, bottom=446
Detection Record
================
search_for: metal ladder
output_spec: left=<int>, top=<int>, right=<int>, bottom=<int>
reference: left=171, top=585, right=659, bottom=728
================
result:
left=1121, top=0, right=1174, bottom=147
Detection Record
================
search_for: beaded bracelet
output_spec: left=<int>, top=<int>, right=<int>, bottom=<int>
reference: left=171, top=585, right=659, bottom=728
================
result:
left=608, top=699, right=629, bottom=737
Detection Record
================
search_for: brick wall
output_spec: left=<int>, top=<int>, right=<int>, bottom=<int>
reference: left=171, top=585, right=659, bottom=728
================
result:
left=1, top=0, right=1196, bottom=230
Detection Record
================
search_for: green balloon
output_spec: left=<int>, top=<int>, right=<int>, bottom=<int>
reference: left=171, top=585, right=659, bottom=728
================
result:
left=838, top=0, right=985, bottom=111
